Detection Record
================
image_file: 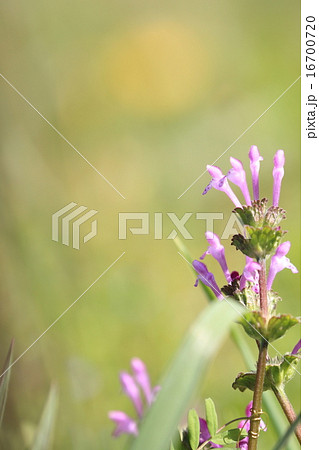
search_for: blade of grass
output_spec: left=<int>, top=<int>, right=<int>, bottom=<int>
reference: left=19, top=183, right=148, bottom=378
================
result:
left=0, top=339, right=14, bottom=429
left=272, top=412, right=301, bottom=450
left=130, top=300, right=241, bottom=450
left=32, top=385, right=58, bottom=450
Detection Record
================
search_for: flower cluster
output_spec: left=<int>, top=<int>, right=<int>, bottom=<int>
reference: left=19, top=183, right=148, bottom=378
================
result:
left=108, top=358, right=159, bottom=437
left=203, top=145, right=281, bottom=209
left=193, top=145, right=298, bottom=304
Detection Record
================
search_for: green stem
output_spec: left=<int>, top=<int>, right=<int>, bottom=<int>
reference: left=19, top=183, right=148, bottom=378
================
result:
left=231, top=327, right=298, bottom=450
left=272, top=387, right=301, bottom=444
left=248, top=259, right=269, bottom=450
left=248, top=341, right=268, bottom=450
left=258, top=260, right=268, bottom=320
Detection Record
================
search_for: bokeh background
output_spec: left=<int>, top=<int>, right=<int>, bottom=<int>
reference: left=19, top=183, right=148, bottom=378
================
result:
left=0, top=1, right=300, bottom=448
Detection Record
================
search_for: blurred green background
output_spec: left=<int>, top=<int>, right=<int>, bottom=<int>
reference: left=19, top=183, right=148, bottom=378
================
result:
left=0, top=1, right=300, bottom=448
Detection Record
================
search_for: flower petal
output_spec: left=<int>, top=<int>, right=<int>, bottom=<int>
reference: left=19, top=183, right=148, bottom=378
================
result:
left=192, top=260, right=223, bottom=299
left=249, top=145, right=263, bottom=200
left=227, top=157, right=251, bottom=205
left=108, top=410, right=138, bottom=437
left=120, top=372, right=143, bottom=417
left=272, top=150, right=285, bottom=206
left=131, top=358, right=153, bottom=405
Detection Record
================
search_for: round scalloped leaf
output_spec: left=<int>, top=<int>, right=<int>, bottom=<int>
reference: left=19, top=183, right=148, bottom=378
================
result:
left=239, top=311, right=267, bottom=342
left=266, top=314, right=300, bottom=342
left=232, top=371, right=272, bottom=392
left=265, top=354, right=300, bottom=388
left=232, top=226, right=286, bottom=260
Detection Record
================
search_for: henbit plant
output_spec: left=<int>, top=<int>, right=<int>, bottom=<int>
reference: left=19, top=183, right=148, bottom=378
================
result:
left=109, top=145, right=300, bottom=449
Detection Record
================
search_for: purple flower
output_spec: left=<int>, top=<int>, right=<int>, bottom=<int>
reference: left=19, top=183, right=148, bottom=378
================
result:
left=239, top=258, right=261, bottom=291
left=192, top=260, right=223, bottom=299
left=108, top=411, right=138, bottom=437
left=227, top=157, right=252, bottom=206
left=120, top=372, right=144, bottom=418
left=267, top=241, right=298, bottom=290
left=131, top=357, right=159, bottom=406
left=272, top=150, right=285, bottom=206
left=199, top=418, right=222, bottom=448
left=109, top=358, right=159, bottom=438
left=200, top=232, right=231, bottom=283
left=203, top=165, right=242, bottom=208
left=237, top=401, right=267, bottom=449
left=248, top=145, right=263, bottom=200
left=291, top=339, right=301, bottom=355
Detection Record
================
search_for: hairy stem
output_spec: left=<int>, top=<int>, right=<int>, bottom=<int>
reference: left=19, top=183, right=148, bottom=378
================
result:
left=248, top=341, right=268, bottom=450
left=273, top=387, right=301, bottom=444
left=248, top=259, right=269, bottom=450
left=258, top=260, right=268, bottom=320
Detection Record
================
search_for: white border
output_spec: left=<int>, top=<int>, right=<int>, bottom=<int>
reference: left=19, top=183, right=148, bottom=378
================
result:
left=301, top=0, right=319, bottom=446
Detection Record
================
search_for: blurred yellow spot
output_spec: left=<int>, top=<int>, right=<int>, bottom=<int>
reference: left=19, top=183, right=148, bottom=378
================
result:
left=104, top=20, right=210, bottom=116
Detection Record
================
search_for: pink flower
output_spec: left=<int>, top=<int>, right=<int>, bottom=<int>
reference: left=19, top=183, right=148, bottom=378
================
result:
left=198, top=418, right=222, bottom=448
left=239, top=257, right=261, bottom=291
left=203, top=165, right=242, bottom=207
left=291, top=339, right=301, bottom=355
left=192, top=260, right=223, bottom=299
left=200, top=232, right=231, bottom=283
left=227, top=157, right=252, bottom=206
left=248, top=145, right=263, bottom=200
left=108, top=411, right=138, bottom=437
left=109, top=358, right=159, bottom=437
left=120, top=372, right=143, bottom=418
left=272, top=150, right=285, bottom=206
left=267, top=241, right=298, bottom=290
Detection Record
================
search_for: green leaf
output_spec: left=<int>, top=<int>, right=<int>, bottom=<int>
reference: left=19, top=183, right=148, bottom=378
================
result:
left=239, top=312, right=300, bottom=343
left=266, top=315, right=300, bottom=342
left=212, top=428, right=248, bottom=446
left=0, top=339, right=14, bottom=429
left=239, top=311, right=267, bottom=342
left=187, top=410, right=200, bottom=450
left=32, top=385, right=58, bottom=450
left=265, top=354, right=300, bottom=388
left=130, top=300, right=241, bottom=450
left=232, top=371, right=272, bottom=392
left=205, top=398, right=218, bottom=437
left=233, top=353, right=300, bottom=394
left=232, top=226, right=285, bottom=260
